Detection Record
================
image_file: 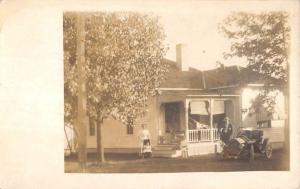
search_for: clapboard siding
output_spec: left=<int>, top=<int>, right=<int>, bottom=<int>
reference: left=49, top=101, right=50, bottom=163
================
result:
left=259, top=120, right=285, bottom=142
left=86, top=96, right=158, bottom=149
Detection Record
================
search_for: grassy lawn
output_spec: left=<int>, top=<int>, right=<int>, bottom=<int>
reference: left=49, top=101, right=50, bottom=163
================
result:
left=65, top=150, right=289, bottom=173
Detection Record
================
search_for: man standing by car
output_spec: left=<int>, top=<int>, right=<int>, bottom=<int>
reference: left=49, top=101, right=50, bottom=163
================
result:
left=219, top=117, right=233, bottom=144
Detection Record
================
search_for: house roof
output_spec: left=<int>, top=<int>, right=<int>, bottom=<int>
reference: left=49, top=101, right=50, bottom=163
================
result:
left=160, top=59, right=263, bottom=90
left=203, top=63, right=268, bottom=88
left=160, top=59, right=205, bottom=89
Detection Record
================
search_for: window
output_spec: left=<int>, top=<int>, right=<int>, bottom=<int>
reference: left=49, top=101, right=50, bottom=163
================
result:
left=257, top=120, right=271, bottom=128
left=126, top=118, right=134, bottom=135
left=127, top=124, right=134, bottom=135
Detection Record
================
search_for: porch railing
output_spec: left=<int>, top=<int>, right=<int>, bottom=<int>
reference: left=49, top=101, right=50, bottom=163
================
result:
left=188, top=128, right=220, bottom=143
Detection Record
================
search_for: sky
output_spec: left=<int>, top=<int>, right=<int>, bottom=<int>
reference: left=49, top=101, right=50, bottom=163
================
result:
left=153, top=2, right=295, bottom=70
left=0, top=0, right=298, bottom=71
left=158, top=10, right=235, bottom=70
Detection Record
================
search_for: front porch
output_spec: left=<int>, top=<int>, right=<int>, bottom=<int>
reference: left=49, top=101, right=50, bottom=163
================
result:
left=155, top=94, right=240, bottom=157
left=153, top=128, right=221, bottom=158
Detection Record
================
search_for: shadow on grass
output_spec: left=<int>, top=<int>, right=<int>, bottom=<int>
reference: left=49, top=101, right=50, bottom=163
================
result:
left=65, top=150, right=289, bottom=173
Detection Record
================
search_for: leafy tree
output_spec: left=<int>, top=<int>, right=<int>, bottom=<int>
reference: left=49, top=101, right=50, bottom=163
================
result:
left=64, top=13, right=77, bottom=126
left=219, top=11, right=290, bottom=112
left=64, top=12, right=168, bottom=163
left=64, top=14, right=79, bottom=157
left=219, top=12, right=290, bottom=154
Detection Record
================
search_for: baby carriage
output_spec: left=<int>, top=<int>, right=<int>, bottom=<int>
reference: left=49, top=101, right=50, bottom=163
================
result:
left=140, top=139, right=152, bottom=158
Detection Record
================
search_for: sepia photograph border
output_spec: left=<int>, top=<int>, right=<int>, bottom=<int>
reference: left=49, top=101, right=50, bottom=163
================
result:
left=0, top=0, right=300, bottom=188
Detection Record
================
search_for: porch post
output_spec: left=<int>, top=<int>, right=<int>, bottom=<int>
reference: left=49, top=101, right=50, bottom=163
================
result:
left=210, top=99, right=214, bottom=142
left=76, top=14, right=88, bottom=171
left=185, top=99, right=189, bottom=143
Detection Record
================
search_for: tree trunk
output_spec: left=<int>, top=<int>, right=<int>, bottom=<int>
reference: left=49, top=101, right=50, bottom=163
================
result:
left=96, top=119, right=105, bottom=164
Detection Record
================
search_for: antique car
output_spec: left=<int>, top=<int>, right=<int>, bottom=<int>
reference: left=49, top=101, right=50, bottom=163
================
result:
left=221, top=128, right=272, bottom=161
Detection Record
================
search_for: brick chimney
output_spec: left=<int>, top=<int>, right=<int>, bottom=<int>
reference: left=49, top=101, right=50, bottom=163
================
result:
left=176, top=44, right=189, bottom=71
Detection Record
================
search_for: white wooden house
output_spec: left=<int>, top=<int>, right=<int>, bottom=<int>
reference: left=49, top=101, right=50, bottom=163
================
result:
left=241, top=87, right=286, bottom=149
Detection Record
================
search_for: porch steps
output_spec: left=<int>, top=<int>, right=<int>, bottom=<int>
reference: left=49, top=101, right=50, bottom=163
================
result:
left=188, top=142, right=222, bottom=156
left=152, top=144, right=182, bottom=158
left=153, top=144, right=179, bottom=150
left=152, top=142, right=222, bottom=158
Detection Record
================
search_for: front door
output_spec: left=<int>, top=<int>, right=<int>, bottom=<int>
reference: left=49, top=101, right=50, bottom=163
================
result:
left=164, top=102, right=181, bottom=143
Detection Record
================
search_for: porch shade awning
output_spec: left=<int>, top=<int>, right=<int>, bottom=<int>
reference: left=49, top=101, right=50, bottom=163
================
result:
left=213, top=100, right=225, bottom=114
left=190, top=100, right=225, bottom=115
left=190, top=101, right=209, bottom=115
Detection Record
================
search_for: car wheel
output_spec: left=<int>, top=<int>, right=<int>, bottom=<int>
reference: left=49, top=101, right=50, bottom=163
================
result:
left=265, top=143, right=272, bottom=159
